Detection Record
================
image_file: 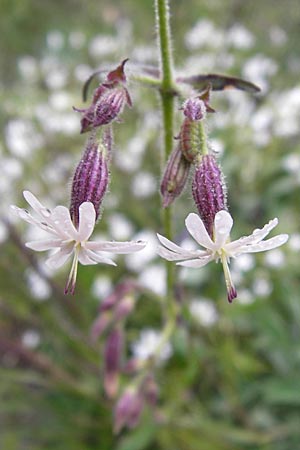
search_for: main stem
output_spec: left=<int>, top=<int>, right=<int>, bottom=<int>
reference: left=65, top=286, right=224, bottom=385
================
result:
left=156, top=0, right=176, bottom=319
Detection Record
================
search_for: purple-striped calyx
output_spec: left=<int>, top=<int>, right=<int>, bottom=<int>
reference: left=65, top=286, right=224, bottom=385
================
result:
left=192, top=154, right=227, bottom=238
left=70, top=130, right=111, bottom=229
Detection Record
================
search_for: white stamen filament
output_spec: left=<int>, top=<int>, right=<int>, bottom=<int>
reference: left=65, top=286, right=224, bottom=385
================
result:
left=64, top=244, right=80, bottom=295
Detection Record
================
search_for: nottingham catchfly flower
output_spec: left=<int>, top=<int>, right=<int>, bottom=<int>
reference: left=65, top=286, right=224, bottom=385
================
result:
left=157, top=210, right=288, bottom=302
left=11, top=191, right=146, bottom=294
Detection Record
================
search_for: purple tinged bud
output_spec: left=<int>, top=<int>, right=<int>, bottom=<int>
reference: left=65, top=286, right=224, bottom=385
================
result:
left=90, top=311, right=111, bottom=342
left=70, top=132, right=109, bottom=228
left=104, top=328, right=123, bottom=399
left=183, top=97, right=206, bottom=121
left=93, top=87, right=129, bottom=128
left=192, top=154, right=227, bottom=238
left=160, top=144, right=191, bottom=208
left=73, top=59, right=132, bottom=133
left=114, top=295, right=135, bottom=322
left=114, top=388, right=144, bottom=434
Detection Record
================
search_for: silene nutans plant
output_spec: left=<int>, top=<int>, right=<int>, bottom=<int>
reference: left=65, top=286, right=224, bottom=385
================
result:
left=8, top=0, right=291, bottom=438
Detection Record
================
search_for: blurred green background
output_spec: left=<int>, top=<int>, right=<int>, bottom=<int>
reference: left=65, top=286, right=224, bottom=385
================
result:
left=1, top=1, right=300, bottom=449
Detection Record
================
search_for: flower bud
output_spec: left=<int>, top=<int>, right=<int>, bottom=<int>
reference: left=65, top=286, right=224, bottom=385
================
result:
left=104, top=328, right=123, bottom=399
left=73, top=59, right=132, bottom=133
left=192, top=154, right=227, bottom=237
left=182, top=97, right=206, bottom=121
left=70, top=132, right=109, bottom=228
left=113, top=388, right=144, bottom=433
left=160, top=144, right=191, bottom=208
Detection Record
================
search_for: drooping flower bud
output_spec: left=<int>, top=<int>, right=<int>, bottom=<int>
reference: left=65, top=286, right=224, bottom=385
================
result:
left=70, top=131, right=109, bottom=228
left=113, top=387, right=144, bottom=434
left=192, top=154, right=227, bottom=238
left=73, top=59, right=132, bottom=133
left=160, top=144, right=191, bottom=208
left=104, top=327, right=123, bottom=399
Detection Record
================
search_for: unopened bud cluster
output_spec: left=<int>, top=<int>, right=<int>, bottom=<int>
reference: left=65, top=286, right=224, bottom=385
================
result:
left=160, top=85, right=229, bottom=237
left=69, top=60, right=131, bottom=229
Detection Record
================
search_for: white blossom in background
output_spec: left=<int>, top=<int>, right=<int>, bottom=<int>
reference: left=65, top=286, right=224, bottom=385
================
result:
left=21, top=330, right=41, bottom=349
left=91, top=275, right=113, bottom=299
left=25, top=268, right=51, bottom=301
left=253, top=276, right=273, bottom=297
left=5, top=119, right=44, bottom=158
left=226, top=24, right=255, bottom=49
left=131, top=172, right=156, bottom=198
left=138, top=264, right=166, bottom=296
left=47, top=30, right=64, bottom=50
left=132, top=328, right=172, bottom=363
left=185, top=19, right=224, bottom=50
left=189, top=299, right=218, bottom=327
left=288, top=233, right=300, bottom=251
left=264, top=249, right=285, bottom=268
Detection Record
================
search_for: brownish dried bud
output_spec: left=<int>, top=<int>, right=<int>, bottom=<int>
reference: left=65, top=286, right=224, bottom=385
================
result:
left=160, top=144, right=191, bottom=208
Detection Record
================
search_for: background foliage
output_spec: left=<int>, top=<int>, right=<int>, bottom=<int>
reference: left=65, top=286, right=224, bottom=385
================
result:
left=1, top=1, right=300, bottom=449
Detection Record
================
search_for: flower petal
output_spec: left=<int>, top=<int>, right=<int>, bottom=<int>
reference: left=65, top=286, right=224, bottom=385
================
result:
left=157, top=233, right=191, bottom=254
left=213, top=211, right=233, bottom=248
left=234, top=234, right=289, bottom=255
left=185, top=213, right=215, bottom=250
left=84, top=249, right=117, bottom=266
left=45, top=246, right=73, bottom=269
left=51, top=206, right=78, bottom=239
left=23, top=190, right=52, bottom=220
left=25, top=239, right=63, bottom=251
left=78, top=248, right=98, bottom=265
left=176, top=255, right=214, bottom=268
left=157, top=245, right=204, bottom=261
left=77, top=202, right=96, bottom=241
left=225, top=218, right=284, bottom=255
left=10, top=205, right=57, bottom=235
left=85, top=240, right=146, bottom=253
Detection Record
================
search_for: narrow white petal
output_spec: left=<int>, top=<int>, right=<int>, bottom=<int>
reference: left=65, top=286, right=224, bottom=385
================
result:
left=78, top=202, right=96, bottom=241
left=85, top=240, right=146, bottom=254
left=78, top=249, right=98, bottom=265
left=185, top=213, right=215, bottom=250
left=226, top=218, right=279, bottom=253
left=51, top=206, right=78, bottom=239
left=157, top=245, right=204, bottom=261
left=157, top=233, right=188, bottom=253
left=235, top=234, right=289, bottom=255
left=25, top=239, right=63, bottom=251
left=213, top=211, right=233, bottom=248
left=10, top=205, right=57, bottom=235
left=23, top=190, right=52, bottom=220
left=177, top=255, right=214, bottom=268
left=85, top=249, right=117, bottom=266
left=45, top=247, right=73, bottom=269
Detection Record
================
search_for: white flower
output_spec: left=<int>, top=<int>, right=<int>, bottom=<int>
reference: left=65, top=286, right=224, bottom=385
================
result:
left=11, top=191, right=146, bottom=294
left=157, top=210, right=288, bottom=302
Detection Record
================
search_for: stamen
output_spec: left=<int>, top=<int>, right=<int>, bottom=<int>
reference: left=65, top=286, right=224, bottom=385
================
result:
left=64, top=246, right=79, bottom=295
left=220, top=250, right=237, bottom=303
